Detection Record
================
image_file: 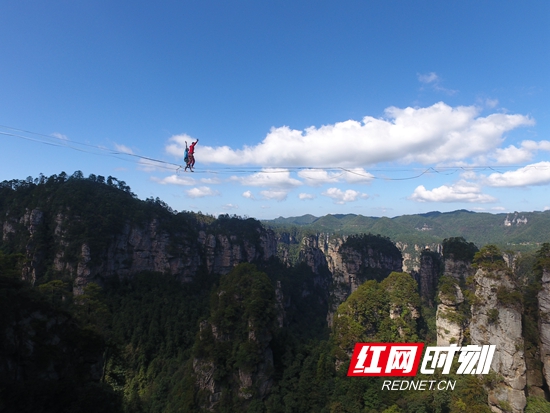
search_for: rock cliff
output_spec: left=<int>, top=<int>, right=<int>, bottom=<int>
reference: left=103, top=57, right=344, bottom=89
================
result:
left=191, top=263, right=276, bottom=411
left=293, top=233, right=403, bottom=325
left=396, top=241, right=442, bottom=273
left=2, top=207, right=277, bottom=293
left=411, top=249, right=442, bottom=306
left=469, top=267, right=527, bottom=413
left=538, top=267, right=550, bottom=395
left=435, top=277, right=465, bottom=346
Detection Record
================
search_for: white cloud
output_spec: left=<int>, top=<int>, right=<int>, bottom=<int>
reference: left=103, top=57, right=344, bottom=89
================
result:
left=242, top=190, right=254, bottom=199
left=418, top=72, right=439, bottom=84
left=152, top=174, right=196, bottom=186
left=186, top=186, right=219, bottom=198
left=342, top=168, right=375, bottom=184
left=222, top=203, right=238, bottom=210
left=260, top=190, right=288, bottom=201
left=233, top=168, right=301, bottom=188
left=410, top=180, right=497, bottom=203
left=178, top=103, right=532, bottom=168
left=544, top=206, right=550, bottom=211
left=489, top=144, right=534, bottom=164
left=321, top=188, right=368, bottom=204
left=460, top=170, right=478, bottom=180
left=297, top=169, right=342, bottom=186
left=522, top=140, right=550, bottom=151
left=114, top=143, right=134, bottom=154
left=479, top=140, right=550, bottom=165
left=299, top=193, right=316, bottom=200
left=484, top=162, right=550, bottom=187
left=491, top=206, right=506, bottom=211
left=165, top=134, right=198, bottom=158
left=296, top=168, right=374, bottom=185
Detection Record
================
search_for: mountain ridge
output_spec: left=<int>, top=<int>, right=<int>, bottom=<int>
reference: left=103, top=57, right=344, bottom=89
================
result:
left=264, top=209, right=550, bottom=251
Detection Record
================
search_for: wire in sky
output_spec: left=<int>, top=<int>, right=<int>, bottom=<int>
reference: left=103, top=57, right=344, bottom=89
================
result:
left=2, top=124, right=547, bottom=181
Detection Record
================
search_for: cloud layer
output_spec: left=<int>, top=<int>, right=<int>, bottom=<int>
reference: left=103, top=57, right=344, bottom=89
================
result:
left=322, top=188, right=368, bottom=204
left=156, top=101, right=547, bottom=208
left=410, top=181, right=496, bottom=203
left=484, top=162, right=550, bottom=187
left=166, top=102, right=533, bottom=168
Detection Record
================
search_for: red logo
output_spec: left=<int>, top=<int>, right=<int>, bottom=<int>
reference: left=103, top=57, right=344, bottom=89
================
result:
left=347, top=343, right=425, bottom=376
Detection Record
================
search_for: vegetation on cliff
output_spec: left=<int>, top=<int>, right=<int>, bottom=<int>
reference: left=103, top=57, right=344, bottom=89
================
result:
left=442, top=237, right=478, bottom=263
left=334, top=272, right=421, bottom=354
left=0, top=252, right=121, bottom=412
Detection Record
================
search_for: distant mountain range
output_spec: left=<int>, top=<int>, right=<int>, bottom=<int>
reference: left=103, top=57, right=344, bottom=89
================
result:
left=263, top=209, right=550, bottom=250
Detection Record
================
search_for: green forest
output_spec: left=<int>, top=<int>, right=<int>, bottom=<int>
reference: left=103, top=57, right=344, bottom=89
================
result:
left=2, top=173, right=550, bottom=413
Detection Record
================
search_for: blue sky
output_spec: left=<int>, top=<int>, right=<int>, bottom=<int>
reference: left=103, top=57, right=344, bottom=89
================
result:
left=1, top=1, right=549, bottom=219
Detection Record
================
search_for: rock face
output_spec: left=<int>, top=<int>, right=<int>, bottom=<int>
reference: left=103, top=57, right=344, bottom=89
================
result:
left=2, top=208, right=47, bottom=285
left=443, top=257, right=474, bottom=281
left=395, top=242, right=442, bottom=273
left=411, top=250, right=442, bottom=306
left=191, top=264, right=276, bottom=411
left=504, top=213, right=528, bottom=227
left=194, top=320, right=273, bottom=410
left=538, top=268, right=550, bottom=391
left=328, top=235, right=402, bottom=318
left=294, top=234, right=403, bottom=325
left=433, top=251, right=472, bottom=346
left=298, top=234, right=330, bottom=278
left=436, top=282, right=465, bottom=346
left=2, top=208, right=277, bottom=292
left=469, top=268, right=527, bottom=413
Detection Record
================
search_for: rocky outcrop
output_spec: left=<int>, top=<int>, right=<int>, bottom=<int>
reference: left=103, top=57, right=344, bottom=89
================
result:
left=436, top=282, right=464, bottom=346
left=433, top=247, right=474, bottom=346
left=194, top=320, right=273, bottom=411
left=192, top=264, right=276, bottom=411
left=298, top=234, right=330, bottom=276
left=330, top=235, right=402, bottom=316
left=443, top=257, right=474, bottom=281
left=275, top=232, right=300, bottom=266
left=296, top=234, right=403, bottom=325
left=538, top=268, right=550, bottom=393
left=2, top=208, right=47, bottom=285
left=395, top=242, right=442, bottom=273
left=275, top=280, right=285, bottom=328
left=504, top=213, right=528, bottom=227
left=3, top=208, right=278, bottom=292
left=469, top=268, right=527, bottom=413
left=411, top=250, right=442, bottom=306
left=199, top=229, right=276, bottom=275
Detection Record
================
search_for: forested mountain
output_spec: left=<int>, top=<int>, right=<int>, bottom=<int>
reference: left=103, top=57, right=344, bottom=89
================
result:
left=265, top=209, right=550, bottom=251
left=2, top=172, right=550, bottom=413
